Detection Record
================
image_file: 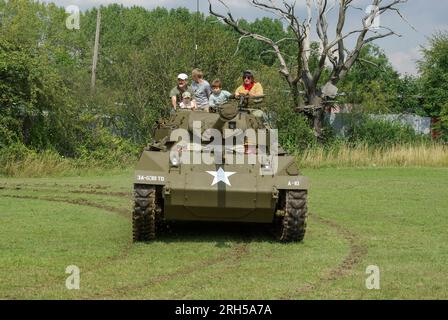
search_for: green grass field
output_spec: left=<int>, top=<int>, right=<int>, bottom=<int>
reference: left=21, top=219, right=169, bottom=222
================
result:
left=1, top=167, right=447, bottom=299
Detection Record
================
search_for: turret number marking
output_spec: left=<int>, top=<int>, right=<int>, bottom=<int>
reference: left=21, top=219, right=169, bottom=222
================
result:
left=288, top=180, right=300, bottom=186
left=137, top=175, right=165, bottom=182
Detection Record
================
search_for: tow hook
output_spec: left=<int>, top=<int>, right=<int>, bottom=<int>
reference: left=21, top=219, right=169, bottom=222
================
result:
left=272, top=187, right=279, bottom=199
left=275, top=210, right=286, bottom=217
left=164, top=186, right=171, bottom=196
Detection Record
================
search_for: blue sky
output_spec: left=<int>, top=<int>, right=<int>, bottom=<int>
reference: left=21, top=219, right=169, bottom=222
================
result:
left=41, top=0, right=448, bottom=75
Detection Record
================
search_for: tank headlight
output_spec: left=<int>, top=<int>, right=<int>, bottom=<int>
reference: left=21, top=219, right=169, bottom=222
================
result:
left=260, top=156, right=274, bottom=174
left=260, top=155, right=271, bottom=169
left=171, top=156, right=179, bottom=167
left=261, top=163, right=271, bottom=170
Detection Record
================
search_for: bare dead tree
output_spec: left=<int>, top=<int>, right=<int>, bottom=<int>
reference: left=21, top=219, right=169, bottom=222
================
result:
left=208, top=0, right=408, bottom=140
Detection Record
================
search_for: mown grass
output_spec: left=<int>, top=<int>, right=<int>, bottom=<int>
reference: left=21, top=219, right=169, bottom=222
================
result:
left=0, top=167, right=447, bottom=299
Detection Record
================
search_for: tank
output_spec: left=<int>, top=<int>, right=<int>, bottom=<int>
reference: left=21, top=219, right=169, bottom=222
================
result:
left=132, top=96, right=309, bottom=242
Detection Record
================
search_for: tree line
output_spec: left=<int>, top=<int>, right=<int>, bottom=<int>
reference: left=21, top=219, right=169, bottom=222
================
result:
left=0, top=0, right=446, bottom=163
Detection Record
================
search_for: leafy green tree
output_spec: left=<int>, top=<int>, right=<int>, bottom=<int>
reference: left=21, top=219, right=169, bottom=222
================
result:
left=418, top=31, right=448, bottom=139
left=338, top=44, right=400, bottom=113
left=396, top=75, right=423, bottom=115
left=209, top=0, right=408, bottom=140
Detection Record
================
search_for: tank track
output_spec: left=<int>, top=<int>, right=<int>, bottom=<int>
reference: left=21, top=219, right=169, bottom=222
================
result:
left=132, top=184, right=156, bottom=242
left=276, top=190, right=308, bottom=242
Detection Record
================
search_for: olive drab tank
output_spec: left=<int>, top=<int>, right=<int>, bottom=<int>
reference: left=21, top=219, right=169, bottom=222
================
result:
left=132, top=95, right=309, bottom=242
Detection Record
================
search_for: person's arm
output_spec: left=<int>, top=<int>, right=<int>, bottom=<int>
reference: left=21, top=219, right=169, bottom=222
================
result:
left=253, top=82, right=263, bottom=96
left=223, top=90, right=232, bottom=99
left=235, top=85, right=243, bottom=97
left=192, top=99, right=197, bottom=110
left=171, top=96, right=177, bottom=110
left=257, top=83, right=264, bottom=95
left=170, top=88, right=178, bottom=110
left=205, top=83, right=212, bottom=99
left=251, top=83, right=264, bottom=96
left=209, top=95, right=216, bottom=108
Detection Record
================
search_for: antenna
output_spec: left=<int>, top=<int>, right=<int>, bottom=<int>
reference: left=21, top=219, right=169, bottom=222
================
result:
left=91, top=7, right=101, bottom=93
left=194, top=0, right=199, bottom=68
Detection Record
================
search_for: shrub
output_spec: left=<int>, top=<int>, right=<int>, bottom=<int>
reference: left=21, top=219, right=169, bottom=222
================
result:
left=276, top=109, right=316, bottom=153
left=74, top=128, right=140, bottom=167
left=344, top=114, right=428, bottom=147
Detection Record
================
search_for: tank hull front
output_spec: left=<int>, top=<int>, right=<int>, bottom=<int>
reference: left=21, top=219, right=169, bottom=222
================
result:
left=134, top=151, right=309, bottom=223
left=163, top=168, right=275, bottom=223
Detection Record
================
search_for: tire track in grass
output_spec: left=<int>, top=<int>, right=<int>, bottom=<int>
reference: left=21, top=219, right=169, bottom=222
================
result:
left=0, top=183, right=111, bottom=190
left=1, top=190, right=252, bottom=299
left=83, top=225, right=256, bottom=299
left=83, top=241, right=251, bottom=299
left=280, top=213, right=368, bottom=299
left=0, top=185, right=131, bottom=199
left=2, top=184, right=132, bottom=272
left=167, top=226, right=269, bottom=299
left=1, top=194, right=129, bottom=218
left=0, top=190, right=133, bottom=270
left=2, top=186, right=364, bottom=299
left=0, top=192, right=134, bottom=295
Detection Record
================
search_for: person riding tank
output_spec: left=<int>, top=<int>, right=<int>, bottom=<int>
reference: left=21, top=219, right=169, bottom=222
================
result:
left=191, top=68, right=212, bottom=112
left=235, top=70, right=264, bottom=98
left=170, top=73, right=193, bottom=112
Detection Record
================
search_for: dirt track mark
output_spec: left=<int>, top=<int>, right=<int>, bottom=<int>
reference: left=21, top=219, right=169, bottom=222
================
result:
left=1, top=186, right=133, bottom=271
left=0, top=185, right=131, bottom=198
left=1, top=191, right=252, bottom=299
left=281, top=214, right=368, bottom=299
left=0, top=193, right=134, bottom=293
left=0, top=182, right=111, bottom=190
left=83, top=241, right=134, bottom=274
left=85, top=241, right=250, bottom=299
left=70, top=190, right=130, bottom=198
left=84, top=225, right=255, bottom=299
left=0, top=194, right=129, bottom=218
left=168, top=230, right=266, bottom=299
left=13, top=240, right=135, bottom=295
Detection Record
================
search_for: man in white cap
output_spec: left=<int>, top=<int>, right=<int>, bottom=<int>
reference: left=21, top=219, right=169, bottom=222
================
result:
left=170, top=73, right=193, bottom=111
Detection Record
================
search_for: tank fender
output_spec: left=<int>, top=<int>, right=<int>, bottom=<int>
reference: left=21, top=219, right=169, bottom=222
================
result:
left=273, top=175, right=309, bottom=190
left=134, top=151, right=169, bottom=185
left=134, top=170, right=167, bottom=185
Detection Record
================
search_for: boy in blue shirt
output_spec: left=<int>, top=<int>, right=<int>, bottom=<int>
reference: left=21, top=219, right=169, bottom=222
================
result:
left=209, top=79, right=232, bottom=109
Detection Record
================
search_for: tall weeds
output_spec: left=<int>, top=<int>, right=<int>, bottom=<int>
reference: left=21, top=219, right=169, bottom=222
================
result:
left=297, top=143, right=448, bottom=168
left=1, top=143, right=447, bottom=178
left=0, top=147, right=134, bottom=177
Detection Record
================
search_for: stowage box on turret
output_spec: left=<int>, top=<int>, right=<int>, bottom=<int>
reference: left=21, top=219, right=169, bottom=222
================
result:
left=132, top=96, right=309, bottom=242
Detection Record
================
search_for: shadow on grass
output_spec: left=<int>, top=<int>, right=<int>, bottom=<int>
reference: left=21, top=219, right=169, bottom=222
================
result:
left=156, top=221, right=277, bottom=246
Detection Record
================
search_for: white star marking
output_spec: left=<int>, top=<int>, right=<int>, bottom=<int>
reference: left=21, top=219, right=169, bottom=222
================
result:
left=206, top=167, right=236, bottom=186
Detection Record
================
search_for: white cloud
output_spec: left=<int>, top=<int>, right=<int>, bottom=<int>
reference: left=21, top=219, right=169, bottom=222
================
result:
left=41, top=0, right=253, bottom=10
left=388, top=47, right=422, bottom=76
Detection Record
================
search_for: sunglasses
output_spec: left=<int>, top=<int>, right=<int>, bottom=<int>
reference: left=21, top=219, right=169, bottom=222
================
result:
left=243, top=76, right=252, bottom=79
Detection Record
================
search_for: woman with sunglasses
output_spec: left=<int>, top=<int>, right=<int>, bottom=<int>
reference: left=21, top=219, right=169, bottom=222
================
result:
left=234, top=70, right=264, bottom=98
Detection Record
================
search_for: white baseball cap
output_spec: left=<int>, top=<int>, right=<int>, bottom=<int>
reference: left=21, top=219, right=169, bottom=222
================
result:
left=177, top=73, right=188, bottom=80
